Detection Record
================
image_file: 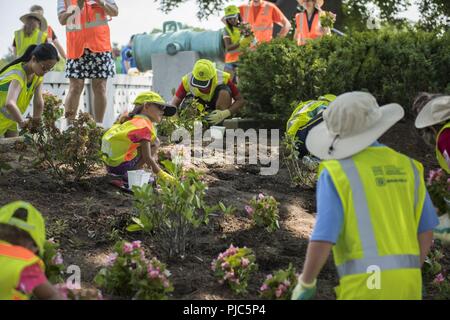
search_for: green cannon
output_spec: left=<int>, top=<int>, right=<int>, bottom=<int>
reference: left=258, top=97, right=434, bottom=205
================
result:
left=133, top=21, right=225, bottom=71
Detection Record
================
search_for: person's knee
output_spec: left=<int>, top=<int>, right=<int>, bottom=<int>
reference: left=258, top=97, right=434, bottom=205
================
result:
left=92, top=80, right=107, bottom=96
left=68, top=80, right=85, bottom=96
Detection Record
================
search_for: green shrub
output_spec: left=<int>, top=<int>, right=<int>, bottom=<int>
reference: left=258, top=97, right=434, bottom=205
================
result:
left=238, top=30, right=450, bottom=122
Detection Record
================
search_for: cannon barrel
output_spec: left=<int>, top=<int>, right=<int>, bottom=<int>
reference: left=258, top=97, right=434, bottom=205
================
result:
left=133, top=21, right=225, bottom=71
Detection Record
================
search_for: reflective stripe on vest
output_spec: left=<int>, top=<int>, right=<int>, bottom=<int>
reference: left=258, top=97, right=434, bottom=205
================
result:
left=0, top=69, right=27, bottom=120
left=335, top=158, right=421, bottom=278
left=436, top=122, right=450, bottom=173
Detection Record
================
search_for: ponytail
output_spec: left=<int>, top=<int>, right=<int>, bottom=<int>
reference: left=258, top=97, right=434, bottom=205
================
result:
left=0, top=43, right=59, bottom=75
left=118, top=104, right=145, bottom=124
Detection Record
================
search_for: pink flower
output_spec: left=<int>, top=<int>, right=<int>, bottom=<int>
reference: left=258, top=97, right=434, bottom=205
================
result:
left=106, top=253, right=118, bottom=266
left=132, top=241, right=142, bottom=249
left=211, top=262, right=217, bottom=272
left=149, top=270, right=160, bottom=279
left=260, top=283, right=269, bottom=291
left=224, top=272, right=235, bottom=280
left=283, top=280, right=291, bottom=287
left=221, top=261, right=230, bottom=269
left=163, top=280, right=170, bottom=288
left=241, top=258, right=250, bottom=268
left=434, top=273, right=445, bottom=284
left=266, top=274, right=273, bottom=280
left=52, top=252, right=64, bottom=265
left=258, top=193, right=265, bottom=200
left=218, top=253, right=224, bottom=260
left=224, top=244, right=237, bottom=257
left=123, top=242, right=133, bottom=254
left=245, top=205, right=254, bottom=216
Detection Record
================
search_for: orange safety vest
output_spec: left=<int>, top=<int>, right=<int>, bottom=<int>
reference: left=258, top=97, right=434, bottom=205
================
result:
left=65, top=0, right=112, bottom=59
left=295, top=11, right=323, bottom=46
left=240, top=1, right=278, bottom=43
left=0, top=242, right=44, bottom=300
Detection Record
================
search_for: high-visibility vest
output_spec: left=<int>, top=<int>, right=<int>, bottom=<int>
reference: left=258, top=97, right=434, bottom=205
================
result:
left=181, top=70, right=231, bottom=103
left=101, top=115, right=156, bottom=167
left=0, top=63, right=43, bottom=136
left=224, top=26, right=242, bottom=63
left=240, top=1, right=278, bottom=43
left=295, top=11, right=322, bottom=46
left=0, top=242, right=44, bottom=300
left=436, top=122, right=450, bottom=173
left=65, top=0, right=112, bottom=59
left=320, top=146, right=425, bottom=300
left=14, top=29, right=48, bottom=57
left=286, top=94, right=336, bottom=138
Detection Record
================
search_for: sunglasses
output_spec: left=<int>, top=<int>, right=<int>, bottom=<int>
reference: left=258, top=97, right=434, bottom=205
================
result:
left=38, top=61, right=54, bottom=73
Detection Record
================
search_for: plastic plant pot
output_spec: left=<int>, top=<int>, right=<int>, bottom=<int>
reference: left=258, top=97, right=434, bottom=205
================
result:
left=210, top=126, right=226, bottom=140
left=127, top=170, right=152, bottom=189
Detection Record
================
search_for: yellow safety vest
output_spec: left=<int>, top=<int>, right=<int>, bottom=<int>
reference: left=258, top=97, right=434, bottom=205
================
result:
left=436, top=122, right=450, bottom=173
left=14, top=29, right=48, bottom=58
left=181, top=70, right=231, bottom=103
left=320, top=146, right=425, bottom=300
left=0, top=63, right=43, bottom=136
left=224, top=26, right=242, bottom=63
left=0, top=242, right=44, bottom=300
left=102, top=115, right=156, bottom=167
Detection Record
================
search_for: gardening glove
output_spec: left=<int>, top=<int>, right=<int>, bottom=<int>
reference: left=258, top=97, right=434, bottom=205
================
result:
left=157, top=170, right=177, bottom=185
left=239, top=35, right=253, bottom=49
left=291, top=275, right=317, bottom=300
left=206, top=109, right=231, bottom=125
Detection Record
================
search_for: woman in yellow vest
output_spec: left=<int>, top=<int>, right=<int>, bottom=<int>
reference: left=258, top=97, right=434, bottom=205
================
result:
left=0, top=201, right=63, bottom=300
left=0, top=43, right=59, bottom=138
left=222, top=5, right=254, bottom=84
left=414, top=93, right=450, bottom=173
left=102, top=91, right=177, bottom=184
left=13, top=12, right=48, bottom=58
left=294, top=0, right=331, bottom=46
left=291, top=92, right=439, bottom=300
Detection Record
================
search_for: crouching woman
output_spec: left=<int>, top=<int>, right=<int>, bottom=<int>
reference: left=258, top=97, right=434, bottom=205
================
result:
left=101, top=91, right=177, bottom=184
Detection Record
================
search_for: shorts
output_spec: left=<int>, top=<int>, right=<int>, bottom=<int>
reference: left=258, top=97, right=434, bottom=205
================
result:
left=106, top=156, right=141, bottom=178
left=185, top=84, right=232, bottom=112
left=66, top=49, right=116, bottom=79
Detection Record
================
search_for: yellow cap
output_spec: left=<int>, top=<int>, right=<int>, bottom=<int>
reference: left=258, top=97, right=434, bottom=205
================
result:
left=133, top=91, right=177, bottom=116
left=191, top=59, right=216, bottom=88
left=0, top=201, right=46, bottom=256
left=224, top=5, right=240, bottom=18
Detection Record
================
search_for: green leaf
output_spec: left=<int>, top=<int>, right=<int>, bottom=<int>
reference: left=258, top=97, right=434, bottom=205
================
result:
left=126, top=224, right=143, bottom=232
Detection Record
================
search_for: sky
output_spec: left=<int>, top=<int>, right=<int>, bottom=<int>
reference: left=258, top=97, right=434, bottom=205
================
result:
left=0, top=0, right=420, bottom=57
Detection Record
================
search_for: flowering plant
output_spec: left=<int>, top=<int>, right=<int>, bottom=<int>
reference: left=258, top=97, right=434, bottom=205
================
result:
left=42, top=239, right=65, bottom=284
left=211, top=244, right=258, bottom=295
left=319, top=11, right=336, bottom=29
left=432, top=273, right=450, bottom=300
left=426, top=168, right=450, bottom=216
left=238, top=22, right=254, bottom=38
left=259, top=264, right=299, bottom=300
left=245, top=193, right=280, bottom=232
left=94, top=240, right=173, bottom=300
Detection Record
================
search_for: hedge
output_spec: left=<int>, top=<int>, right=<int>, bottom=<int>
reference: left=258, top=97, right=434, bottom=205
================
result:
left=238, top=30, right=450, bottom=122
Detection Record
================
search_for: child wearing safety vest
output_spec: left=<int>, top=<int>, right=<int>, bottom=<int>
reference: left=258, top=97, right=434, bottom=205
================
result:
left=414, top=93, right=450, bottom=173
left=0, top=43, right=59, bottom=137
left=291, top=92, right=439, bottom=300
left=0, top=201, right=63, bottom=300
left=102, top=91, right=177, bottom=184
left=222, top=5, right=254, bottom=84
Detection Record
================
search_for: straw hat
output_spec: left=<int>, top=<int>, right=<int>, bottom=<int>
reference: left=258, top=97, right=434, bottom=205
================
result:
left=20, top=12, right=48, bottom=32
left=306, top=92, right=404, bottom=160
left=415, top=96, right=450, bottom=129
left=298, top=0, right=324, bottom=8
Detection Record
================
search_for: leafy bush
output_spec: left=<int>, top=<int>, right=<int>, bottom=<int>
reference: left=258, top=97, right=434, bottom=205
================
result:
left=245, top=193, right=280, bottom=232
left=42, top=239, right=65, bottom=284
left=238, top=30, right=450, bottom=122
left=94, top=240, right=173, bottom=300
left=23, top=92, right=104, bottom=182
left=426, top=168, right=449, bottom=216
left=128, top=160, right=233, bottom=259
left=211, top=244, right=258, bottom=295
left=259, top=263, right=299, bottom=300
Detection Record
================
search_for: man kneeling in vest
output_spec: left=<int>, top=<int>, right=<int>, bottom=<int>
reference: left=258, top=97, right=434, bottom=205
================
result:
left=171, top=59, right=245, bottom=126
left=291, top=92, right=439, bottom=300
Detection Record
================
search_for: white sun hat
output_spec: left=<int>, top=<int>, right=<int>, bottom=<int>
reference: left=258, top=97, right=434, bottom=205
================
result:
left=306, top=91, right=405, bottom=160
left=415, top=96, right=450, bottom=129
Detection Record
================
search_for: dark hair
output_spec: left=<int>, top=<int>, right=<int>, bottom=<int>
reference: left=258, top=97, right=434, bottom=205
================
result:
left=0, top=43, right=59, bottom=74
left=0, top=208, right=37, bottom=251
left=30, top=4, right=44, bottom=12
left=118, top=104, right=146, bottom=124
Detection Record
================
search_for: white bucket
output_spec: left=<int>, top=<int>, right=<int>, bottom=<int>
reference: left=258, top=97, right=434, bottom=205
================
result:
left=210, top=126, right=226, bottom=139
left=127, top=170, right=152, bottom=189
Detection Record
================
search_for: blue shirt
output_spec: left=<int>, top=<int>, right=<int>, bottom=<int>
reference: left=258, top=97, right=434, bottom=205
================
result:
left=311, top=142, right=440, bottom=243
left=121, top=46, right=136, bottom=74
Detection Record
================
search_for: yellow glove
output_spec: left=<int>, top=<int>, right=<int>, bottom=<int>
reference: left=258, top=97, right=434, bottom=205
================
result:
left=157, top=170, right=176, bottom=185
left=291, top=275, right=317, bottom=300
left=239, top=36, right=253, bottom=49
left=206, top=109, right=231, bottom=125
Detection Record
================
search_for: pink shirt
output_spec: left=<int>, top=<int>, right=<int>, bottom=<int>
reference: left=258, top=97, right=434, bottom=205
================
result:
left=17, top=263, right=47, bottom=294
